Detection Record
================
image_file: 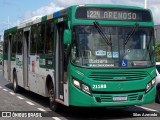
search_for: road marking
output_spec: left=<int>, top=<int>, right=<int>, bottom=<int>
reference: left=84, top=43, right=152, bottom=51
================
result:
left=135, top=105, right=158, bottom=112
left=9, top=92, right=15, bottom=95
left=52, top=117, right=61, bottom=120
left=3, top=89, right=8, bottom=91
left=17, top=96, right=24, bottom=100
left=37, top=108, right=46, bottom=112
left=26, top=101, right=34, bottom=106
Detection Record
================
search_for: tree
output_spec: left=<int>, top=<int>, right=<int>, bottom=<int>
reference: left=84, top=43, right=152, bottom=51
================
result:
left=155, top=40, right=160, bottom=62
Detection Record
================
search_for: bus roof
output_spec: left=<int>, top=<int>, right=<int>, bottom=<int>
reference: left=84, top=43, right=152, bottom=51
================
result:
left=71, top=4, right=144, bottom=9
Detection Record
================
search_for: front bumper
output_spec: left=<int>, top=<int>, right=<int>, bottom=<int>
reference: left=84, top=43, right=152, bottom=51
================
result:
left=69, top=84, right=156, bottom=107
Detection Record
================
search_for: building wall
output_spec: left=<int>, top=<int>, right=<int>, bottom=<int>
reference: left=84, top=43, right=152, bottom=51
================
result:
left=155, top=25, right=160, bottom=42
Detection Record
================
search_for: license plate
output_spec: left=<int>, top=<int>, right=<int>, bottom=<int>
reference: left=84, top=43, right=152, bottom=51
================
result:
left=113, top=96, right=127, bottom=101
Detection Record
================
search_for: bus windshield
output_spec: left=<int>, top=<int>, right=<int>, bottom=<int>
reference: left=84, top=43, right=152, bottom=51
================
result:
left=71, top=25, right=154, bottom=68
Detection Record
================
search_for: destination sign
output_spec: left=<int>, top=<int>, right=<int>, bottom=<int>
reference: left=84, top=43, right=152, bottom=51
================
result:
left=87, top=10, right=137, bottom=20
left=76, top=7, right=151, bottom=22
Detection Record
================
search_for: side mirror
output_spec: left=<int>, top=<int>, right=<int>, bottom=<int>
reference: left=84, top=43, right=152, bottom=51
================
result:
left=63, top=29, right=71, bottom=45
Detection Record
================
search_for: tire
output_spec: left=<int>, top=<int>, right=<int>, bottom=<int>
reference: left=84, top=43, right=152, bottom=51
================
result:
left=13, top=71, right=18, bottom=93
left=48, top=84, right=60, bottom=112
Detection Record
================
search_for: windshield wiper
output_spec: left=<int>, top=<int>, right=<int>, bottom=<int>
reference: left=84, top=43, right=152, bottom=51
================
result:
left=123, top=23, right=139, bottom=46
left=93, top=21, right=112, bottom=46
left=146, top=31, right=153, bottom=61
left=146, top=31, right=153, bottom=50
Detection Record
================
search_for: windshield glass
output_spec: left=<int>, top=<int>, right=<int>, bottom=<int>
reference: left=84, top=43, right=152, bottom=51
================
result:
left=71, top=25, right=155, bottom=68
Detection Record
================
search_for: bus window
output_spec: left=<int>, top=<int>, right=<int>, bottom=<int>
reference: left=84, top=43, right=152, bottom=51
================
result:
left=45, top=21, right=54, bottom=54
left=37, top=23, right=45, bottom=54
left=12, top=32, right=17, bottom=54
left=16, top=30, right=23, bottom=54
left=30, top=25, right=37, bottom=54
left=4, top=34, right=8, bottom=54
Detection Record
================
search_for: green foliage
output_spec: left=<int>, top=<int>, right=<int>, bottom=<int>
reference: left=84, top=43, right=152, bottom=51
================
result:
left=155, top=40, right=160, bottom=62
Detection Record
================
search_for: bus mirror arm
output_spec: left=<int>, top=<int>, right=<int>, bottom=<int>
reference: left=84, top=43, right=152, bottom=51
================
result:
left=63, top=29, right=71, bottom=46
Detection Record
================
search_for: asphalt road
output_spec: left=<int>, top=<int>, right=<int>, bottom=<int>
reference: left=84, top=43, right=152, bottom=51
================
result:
left=0, top=65, right=160, bottom=120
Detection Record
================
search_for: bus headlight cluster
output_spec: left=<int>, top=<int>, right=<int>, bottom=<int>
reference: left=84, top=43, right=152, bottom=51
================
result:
left=72, top=78, right=92, bottom=95
left=146, top=78, right=156, bottom=93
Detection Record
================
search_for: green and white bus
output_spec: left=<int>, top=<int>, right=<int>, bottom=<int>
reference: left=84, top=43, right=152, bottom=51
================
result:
left=3, top=4, right=156, bottom=111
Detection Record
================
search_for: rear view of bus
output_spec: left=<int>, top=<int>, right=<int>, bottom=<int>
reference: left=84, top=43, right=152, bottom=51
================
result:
left=68, top=5, right=156, bottom=107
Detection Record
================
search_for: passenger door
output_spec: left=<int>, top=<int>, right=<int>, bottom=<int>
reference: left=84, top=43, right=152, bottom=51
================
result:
left=55, top=20, right=68, bottom=101
left=23, top=27, right=30, bottom=89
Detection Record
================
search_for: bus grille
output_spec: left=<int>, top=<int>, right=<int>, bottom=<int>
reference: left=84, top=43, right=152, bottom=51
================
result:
left=88, top=71, right=148, bottom=81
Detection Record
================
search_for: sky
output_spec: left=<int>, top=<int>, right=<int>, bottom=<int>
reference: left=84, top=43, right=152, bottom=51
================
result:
left=0, top=0, right=159, bottom=40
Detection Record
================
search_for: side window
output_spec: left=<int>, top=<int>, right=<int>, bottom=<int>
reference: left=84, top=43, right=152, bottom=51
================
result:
left=37, top=23, right=45, bottom=54
left=12, top=32, right=17, bottom=54
left=16, top=30, right=23, bottom=54
left=30, top=25, right=37, bottom=54
left=4, top=34, right=8, bottom=54
left=45, top=20, right=54, bottom=54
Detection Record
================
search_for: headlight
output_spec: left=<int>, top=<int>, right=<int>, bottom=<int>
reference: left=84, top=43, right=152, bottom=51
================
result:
left=73, top=79, right=81, bottom=89
left=146, top=78, right=156, bottom=93
left=151, top=78, right=156, bottom=85
left=72, top=78, right=92, bottom=95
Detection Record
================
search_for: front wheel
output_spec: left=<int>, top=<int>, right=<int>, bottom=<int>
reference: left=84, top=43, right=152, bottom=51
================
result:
left=48, top=85, right=60, bottom=112
left=156, top=87, right=160, bottom=103
left=13, top=71, right=19, bottom=93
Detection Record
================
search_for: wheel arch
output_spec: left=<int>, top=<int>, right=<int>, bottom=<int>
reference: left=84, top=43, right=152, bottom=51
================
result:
left=45, top=75, right=55, bottom=97
left=12, top=67, right=16, bottom=83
